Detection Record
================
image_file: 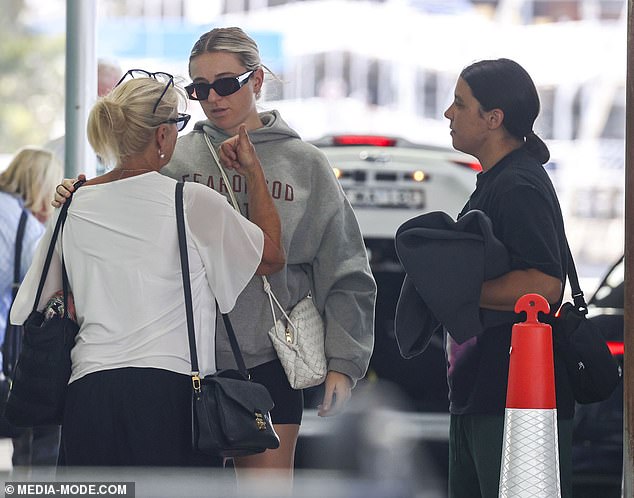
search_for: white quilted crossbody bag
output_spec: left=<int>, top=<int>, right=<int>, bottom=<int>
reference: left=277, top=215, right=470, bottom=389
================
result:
left=263, top=278, right=327, bottom=389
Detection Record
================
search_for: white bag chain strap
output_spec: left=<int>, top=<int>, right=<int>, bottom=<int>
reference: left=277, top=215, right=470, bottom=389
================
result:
left=203, top=133, right=291, bottom=335
left=204, top=134, right=241, bottom=212
left=263, top=278, right=297, bottom=343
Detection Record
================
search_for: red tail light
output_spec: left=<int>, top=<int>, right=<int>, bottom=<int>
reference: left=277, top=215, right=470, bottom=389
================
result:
left=333, top=135, right=397, bottom=147
left=453, top=160, right=482, bottom=172
left=606, top=341, right=624, bottom=356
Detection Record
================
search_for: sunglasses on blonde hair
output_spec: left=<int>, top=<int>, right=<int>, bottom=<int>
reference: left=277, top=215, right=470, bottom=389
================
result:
left=116, top=69, right=175, bottom=114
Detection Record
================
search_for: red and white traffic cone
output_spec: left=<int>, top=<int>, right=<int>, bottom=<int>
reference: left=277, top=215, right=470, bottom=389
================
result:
left=498, top=293, right=561, bottom=498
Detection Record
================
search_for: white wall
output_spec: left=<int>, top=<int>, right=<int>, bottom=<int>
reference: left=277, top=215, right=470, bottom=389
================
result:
left=0, top=155, right=12, bottom=172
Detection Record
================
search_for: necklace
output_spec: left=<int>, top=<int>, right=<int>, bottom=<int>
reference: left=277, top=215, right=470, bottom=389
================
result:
left=113, top=168, right=154, bottom=180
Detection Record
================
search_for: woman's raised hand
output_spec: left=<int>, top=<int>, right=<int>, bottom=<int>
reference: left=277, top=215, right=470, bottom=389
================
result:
left=218, top=125, right=263, bottom=179
left=52, top=174, right=86, bottom=207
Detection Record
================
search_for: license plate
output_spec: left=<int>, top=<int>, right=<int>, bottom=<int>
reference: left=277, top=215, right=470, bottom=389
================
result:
left=343, top=187, right=425, bottom=209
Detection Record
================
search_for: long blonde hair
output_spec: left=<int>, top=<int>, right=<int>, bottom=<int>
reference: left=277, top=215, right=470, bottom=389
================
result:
left=0, top=147, right=63, bottom=221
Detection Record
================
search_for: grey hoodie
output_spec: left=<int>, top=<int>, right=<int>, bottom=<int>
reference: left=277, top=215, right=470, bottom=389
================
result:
left=162, top=110, right=376, bottom=383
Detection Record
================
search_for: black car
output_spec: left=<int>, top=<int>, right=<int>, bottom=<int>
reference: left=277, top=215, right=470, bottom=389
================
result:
left=572, top=256, right=624, bottom=498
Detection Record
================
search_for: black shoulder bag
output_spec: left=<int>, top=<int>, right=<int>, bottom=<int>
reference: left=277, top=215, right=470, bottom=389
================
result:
left=552, top=243, right=622, bottom=404
left=4, top=181, right=84, bottom=427
left=175, top=182, right=280, bottom=457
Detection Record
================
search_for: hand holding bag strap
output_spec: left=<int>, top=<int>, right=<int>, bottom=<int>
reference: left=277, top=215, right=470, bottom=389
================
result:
left=30, top=180, right=84, bottom=315
left=174, top=182, right=249, bottom=379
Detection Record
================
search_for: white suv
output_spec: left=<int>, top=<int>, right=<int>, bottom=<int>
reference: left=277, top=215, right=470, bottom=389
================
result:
left=312, top=134, right=479, bottom=270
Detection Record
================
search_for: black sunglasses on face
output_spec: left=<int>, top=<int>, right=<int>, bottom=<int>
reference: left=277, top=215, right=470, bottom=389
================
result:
left=116, top=69, right=175, bottom=114
left=185, top=70, right=255, bottom=101
left=160, top=113, right=191, bottom=132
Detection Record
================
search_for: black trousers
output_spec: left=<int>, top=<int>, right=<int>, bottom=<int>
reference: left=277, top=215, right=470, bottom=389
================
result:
left=60, top=367, right=223, bottom=468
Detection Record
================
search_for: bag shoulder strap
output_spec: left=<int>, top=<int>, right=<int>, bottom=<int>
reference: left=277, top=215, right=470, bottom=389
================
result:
left=174, top=182, right=249, bottom=378
left=220, top=312, right=248, bottom=375
left=564, top=239, right=588, bottom=312
left=31, top=180, right=84, bottom=314
left=175, top=182, right=199, bottom=375
left=203, top=135, right=285, bottom=328
left=203, top=134, right=241, bottom=212
left=12, top=210, right=28, bottom=300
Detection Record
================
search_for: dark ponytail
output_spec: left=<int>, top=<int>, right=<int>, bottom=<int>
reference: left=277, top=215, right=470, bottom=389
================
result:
left=524, top=131, right=550, bottom=164
left=460, top=58, right=550, bottom=164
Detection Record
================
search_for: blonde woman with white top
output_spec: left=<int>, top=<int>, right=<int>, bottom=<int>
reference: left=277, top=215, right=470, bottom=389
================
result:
left=10, top=71, right=285, bottom=467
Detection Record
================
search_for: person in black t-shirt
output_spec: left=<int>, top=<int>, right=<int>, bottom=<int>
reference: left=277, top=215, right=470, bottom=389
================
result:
left=443, top=58, right=572, bottom=498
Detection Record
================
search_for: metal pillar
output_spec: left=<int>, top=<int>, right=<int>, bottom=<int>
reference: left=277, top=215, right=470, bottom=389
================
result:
left=65, top=0, right=97, bottom=179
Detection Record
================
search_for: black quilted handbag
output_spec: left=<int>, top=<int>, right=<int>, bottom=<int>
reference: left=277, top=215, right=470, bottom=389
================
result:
left=191, top=346, right=280, bottom=457
left=4, top=182, right=83, bottom=427
left=175, top=182, right=280, bottom=457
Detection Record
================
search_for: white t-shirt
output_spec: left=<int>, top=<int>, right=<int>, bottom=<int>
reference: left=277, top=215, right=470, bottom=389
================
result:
left=10, top=172, right=264, bottom=383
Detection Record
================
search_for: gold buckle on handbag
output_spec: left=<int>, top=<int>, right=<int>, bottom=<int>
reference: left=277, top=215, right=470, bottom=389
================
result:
left=254, top=412, right=267, bottom=431
left=191, top=374, right=201, bottom=394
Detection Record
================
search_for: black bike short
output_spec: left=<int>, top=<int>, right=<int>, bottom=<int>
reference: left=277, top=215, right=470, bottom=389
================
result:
left=248, top=359, right=304, bottom=425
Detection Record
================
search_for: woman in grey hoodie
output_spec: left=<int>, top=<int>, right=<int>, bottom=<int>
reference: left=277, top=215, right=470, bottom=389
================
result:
left=167, top=26, right=376, bottom=478
left=55, top=27, right=376, bottom=479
